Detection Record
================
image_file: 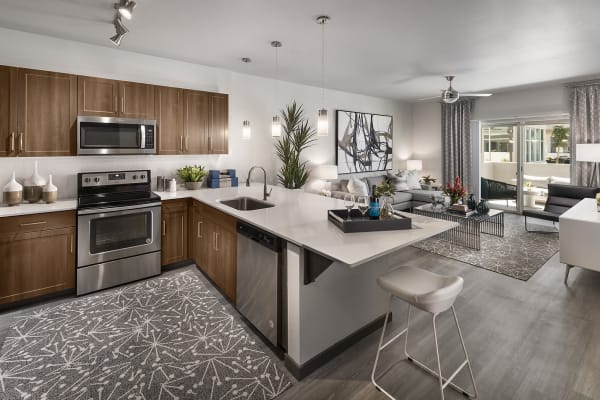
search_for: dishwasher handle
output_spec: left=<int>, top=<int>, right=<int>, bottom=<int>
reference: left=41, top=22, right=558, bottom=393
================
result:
left=237, top=222, right=282, bottom=252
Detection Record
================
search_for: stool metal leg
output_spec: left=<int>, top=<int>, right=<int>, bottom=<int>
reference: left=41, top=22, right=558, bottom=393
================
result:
left=451, top=306, right=478, bottom=398
left=432, top=313, right=445, bottom=400
left=405, top=310, right=478, bottom=398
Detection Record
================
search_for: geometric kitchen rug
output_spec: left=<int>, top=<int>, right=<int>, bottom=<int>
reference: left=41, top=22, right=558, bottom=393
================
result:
left=412, top=212, right=559, bottom=281
left=0, top=270, right=293, bottom=399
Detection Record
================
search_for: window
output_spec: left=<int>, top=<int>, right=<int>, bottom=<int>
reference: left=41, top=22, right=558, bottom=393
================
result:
left=524, top=127, right=544, bottom=162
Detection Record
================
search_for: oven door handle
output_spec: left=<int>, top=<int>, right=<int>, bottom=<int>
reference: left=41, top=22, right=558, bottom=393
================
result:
left=78, top=201, right=162, bottom=215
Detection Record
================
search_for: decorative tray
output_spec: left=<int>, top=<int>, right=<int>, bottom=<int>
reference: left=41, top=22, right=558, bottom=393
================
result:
left=328, top=209, right=412, bottom=233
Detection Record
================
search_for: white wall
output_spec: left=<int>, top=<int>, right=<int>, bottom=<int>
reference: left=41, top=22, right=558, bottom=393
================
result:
left=411, top=101, right=442, bottom=180
left=0, top=28, right=411, bottom=199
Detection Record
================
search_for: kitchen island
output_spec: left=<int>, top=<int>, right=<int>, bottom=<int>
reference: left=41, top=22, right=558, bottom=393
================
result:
left=157, top=184, right=456, bottom=378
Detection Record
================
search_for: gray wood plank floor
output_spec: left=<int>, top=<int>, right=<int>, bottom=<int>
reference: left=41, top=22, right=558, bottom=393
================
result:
left=1, top=246, right=599, bottom=400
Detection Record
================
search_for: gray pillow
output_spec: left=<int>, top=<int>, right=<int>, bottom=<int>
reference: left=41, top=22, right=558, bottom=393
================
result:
left=387, top=171, right=409, bottom=191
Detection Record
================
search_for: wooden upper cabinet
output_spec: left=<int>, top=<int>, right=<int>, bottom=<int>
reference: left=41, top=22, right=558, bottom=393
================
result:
left=78, top=76, right=119, bottom=117
left=183, top=90, right=209, bottom=154
left=120, top=81, right=155, bottom=119
left=155, top=86, right=184, bottom=155
left=209, top=93, right=228, bottom=154
left=0, top=66, right=17, bottom=157
left=78, top=76, right=154, bottom=119
left=17, top=68, right=77, bottom=156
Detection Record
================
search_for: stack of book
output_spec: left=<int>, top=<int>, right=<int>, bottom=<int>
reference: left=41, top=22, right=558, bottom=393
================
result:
left=207, top=169, right=238, bottom=188
left=447, top=204, right=476, bottom=217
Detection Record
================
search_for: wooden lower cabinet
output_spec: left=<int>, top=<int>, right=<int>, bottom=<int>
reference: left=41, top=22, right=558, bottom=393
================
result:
left=189, top=200, right=237, bottom=303
left=0, top=211, right=76, bottom=305
left=161, top=199, right=189, bottom=266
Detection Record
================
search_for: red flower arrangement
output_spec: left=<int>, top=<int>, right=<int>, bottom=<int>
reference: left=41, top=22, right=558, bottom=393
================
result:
left=444, top=176, right=466, bottom=204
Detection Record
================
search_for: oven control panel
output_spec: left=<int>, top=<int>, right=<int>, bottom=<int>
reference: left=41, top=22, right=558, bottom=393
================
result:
left=80, top=170, right=150, bottom=187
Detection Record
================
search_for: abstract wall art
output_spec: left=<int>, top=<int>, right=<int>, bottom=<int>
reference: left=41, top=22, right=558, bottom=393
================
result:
left=336, top=110, right=393, bottom=174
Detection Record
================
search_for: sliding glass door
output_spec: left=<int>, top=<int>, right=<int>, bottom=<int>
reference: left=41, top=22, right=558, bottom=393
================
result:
left=480, top=119, right=570, bottom=213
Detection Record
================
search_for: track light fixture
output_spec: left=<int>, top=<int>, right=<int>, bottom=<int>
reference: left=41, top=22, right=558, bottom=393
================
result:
left=110, top=15, right=129, bottom=46
left=115, top=0, right=136, bottom=20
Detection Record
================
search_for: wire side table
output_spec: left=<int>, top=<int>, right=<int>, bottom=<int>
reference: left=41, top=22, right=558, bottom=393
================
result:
left=412, top=205, right=504, bottom=250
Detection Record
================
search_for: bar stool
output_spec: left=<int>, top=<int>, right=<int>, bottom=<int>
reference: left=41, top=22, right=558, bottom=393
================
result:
left=371, top=266, right=478, bottom=399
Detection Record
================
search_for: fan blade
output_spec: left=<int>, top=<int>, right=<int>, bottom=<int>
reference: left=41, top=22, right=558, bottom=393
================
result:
left=418, top=96, right=441, bottom=101
left=461, top=93, right=493, bottom=97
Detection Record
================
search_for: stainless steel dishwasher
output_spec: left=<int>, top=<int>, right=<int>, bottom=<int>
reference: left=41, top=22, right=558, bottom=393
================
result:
left=236, top=222, right=283, bottom=348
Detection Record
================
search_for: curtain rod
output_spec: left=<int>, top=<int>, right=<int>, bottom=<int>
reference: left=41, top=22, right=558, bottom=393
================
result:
left=565, top=79, right=600, bottom=88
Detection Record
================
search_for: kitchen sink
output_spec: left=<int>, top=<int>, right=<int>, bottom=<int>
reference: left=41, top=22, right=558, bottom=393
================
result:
left=219, top=196, right=275, bottom=211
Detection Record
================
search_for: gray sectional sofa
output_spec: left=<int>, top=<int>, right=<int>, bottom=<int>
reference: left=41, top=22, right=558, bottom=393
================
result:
left=329, top=174, right=442, bottom=211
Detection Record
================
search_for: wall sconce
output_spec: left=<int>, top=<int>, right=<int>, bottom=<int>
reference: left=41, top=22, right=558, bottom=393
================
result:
left=242, top=120, right=251, bottom=140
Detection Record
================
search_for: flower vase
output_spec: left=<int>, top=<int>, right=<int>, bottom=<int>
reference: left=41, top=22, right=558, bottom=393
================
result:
left=380, top=196, right=394, bottom=219
left=467, top=194, right=477, bottom=210
left=476, top=199, right=489, bottom=214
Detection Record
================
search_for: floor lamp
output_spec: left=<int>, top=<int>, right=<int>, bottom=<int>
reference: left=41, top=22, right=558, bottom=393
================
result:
left=576, top=143, right=600, bottom=187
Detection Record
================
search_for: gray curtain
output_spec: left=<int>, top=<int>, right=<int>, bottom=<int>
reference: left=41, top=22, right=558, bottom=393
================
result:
left=441, top=99, right=473, bottom=191
left=570, top=84, right=600, bottom=186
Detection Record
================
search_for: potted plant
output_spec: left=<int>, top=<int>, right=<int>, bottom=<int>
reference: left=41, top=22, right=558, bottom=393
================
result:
left=376, top=181, right=396, bottom=218
left=443, top=176, right=466, bottom=205
left=551, top=125, right=570, bottom=164
left=176, top=164, right=207, bottom=190
left=274, top=101, right=317, bottom=189
left=421, top=175, right=436, bottom=190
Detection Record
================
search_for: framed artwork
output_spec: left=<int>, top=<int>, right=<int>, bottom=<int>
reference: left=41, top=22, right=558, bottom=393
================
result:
left=336, top=110, right=393, bottom=174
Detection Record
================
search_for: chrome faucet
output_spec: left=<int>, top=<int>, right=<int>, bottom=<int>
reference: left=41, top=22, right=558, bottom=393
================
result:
left=246, top=166, right=272, bottom=201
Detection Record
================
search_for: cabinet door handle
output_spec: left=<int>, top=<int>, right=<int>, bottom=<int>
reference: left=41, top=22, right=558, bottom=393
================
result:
left=19, top=132, right=23, bottom=152
left=70, top=234, right=74, bottom=254
left=162, top=220, right=166, bottom=236
left=9, top=132, right=15, bottom=152
left=122, top=96, right=125, bottom=113
left=20, top=221, right=46, bottom=227
left=185, top=135, right=189, bottom=151
left=208, top=136, right=211, bottom=152
left=115, top=96, right=118, bottom=113
left=180, top=136, right=184, bottom=152
left=197, top=221, right=203, bottom=238
left=215, top=232, right=219, bottom=251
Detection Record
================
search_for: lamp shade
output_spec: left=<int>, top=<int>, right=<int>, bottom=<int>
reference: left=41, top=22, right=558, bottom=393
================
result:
left=576, top=144, right=600, bottom=162
left=313, top=164, right=338, bottom=180
left=406, top=159, right=423, bottom=171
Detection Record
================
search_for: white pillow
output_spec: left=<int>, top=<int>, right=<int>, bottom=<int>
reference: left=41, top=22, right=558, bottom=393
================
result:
left=387, top=172, right=409, bottom=191
left=406, top=170, right=421, bottom=190
left=347, top=177, right=369, bottom=196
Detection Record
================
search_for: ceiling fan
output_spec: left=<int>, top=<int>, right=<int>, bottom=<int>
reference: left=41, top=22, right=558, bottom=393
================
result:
left=420, top=76, right=492, bottom=103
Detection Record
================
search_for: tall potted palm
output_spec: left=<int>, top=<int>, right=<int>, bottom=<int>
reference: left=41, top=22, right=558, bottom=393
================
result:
left=274, top=101, right=317, bottom=189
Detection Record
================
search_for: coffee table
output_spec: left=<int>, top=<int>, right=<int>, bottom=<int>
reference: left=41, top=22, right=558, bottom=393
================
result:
left=412, top=204, right=504, bottom=250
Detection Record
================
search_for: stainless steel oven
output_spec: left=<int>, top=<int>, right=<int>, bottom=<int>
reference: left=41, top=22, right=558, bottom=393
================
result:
left=76, top=170, right=161, bottom=295
left=77, top=116, right=156, bottom=155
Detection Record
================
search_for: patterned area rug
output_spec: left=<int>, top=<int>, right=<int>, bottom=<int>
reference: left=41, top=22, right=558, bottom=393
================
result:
left=0, top=270, right=293, bottom=399
left=412, top=213, right=559, bottom=281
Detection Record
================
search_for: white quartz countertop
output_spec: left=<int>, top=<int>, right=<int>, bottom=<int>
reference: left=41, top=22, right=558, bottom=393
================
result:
left=0, top=185, right=456, bottom=266
left=157, top=185, right=456, bottom=267
left=0, top=199, right=78, bottom=217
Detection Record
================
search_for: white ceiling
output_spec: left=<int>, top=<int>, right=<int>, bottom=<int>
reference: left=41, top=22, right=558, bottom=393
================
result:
left=1, top=0, right=599, bottom=101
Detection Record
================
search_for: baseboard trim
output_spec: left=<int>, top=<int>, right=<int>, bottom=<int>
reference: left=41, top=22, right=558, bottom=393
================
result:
left=284, top=312, right=391, bottom=380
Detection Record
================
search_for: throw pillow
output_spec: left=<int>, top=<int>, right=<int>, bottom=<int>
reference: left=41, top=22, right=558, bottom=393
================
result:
left=386, top=171, right=409, bottom=191
left=347, top=177, right=369, bottom=196
left=406, top=170, right=421, bottom=190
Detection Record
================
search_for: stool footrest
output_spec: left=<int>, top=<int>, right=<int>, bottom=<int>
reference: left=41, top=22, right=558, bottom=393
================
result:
left=380, top=328, right=408, bottom=351
left=407, top=353, right=475, bottom=398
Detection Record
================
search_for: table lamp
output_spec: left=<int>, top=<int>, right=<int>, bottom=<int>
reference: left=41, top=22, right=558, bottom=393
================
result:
left=576, top=144, right=600, bottom=186
left=406, top=160, right=423, bottom=171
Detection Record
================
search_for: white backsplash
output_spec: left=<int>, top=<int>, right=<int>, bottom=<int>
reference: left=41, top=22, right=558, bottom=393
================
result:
left=0, top=155, right=267, bottom=200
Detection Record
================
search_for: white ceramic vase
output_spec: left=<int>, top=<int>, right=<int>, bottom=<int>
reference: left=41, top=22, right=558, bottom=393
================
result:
left=43, top=174, right=58, bottom=203
left=3, top=171, right=23, bottom=206
left=24, top=161, right=46, bottom=203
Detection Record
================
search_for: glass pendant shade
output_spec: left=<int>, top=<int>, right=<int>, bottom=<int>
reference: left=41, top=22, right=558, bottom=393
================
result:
left=317, top=108, right=328, bottom=136
left=242, top=120, right=251, bottom=140
left=272, top=116, right=281, bottom=137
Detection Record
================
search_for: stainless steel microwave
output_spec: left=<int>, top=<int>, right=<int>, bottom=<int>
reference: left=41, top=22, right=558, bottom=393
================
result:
left=77, top=116, right=156, bottom=155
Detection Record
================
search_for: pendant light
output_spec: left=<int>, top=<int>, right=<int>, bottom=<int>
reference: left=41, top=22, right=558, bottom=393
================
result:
left=271, top=41, right=282, bottom=137
left=316, top=15, right=330, bottom=137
